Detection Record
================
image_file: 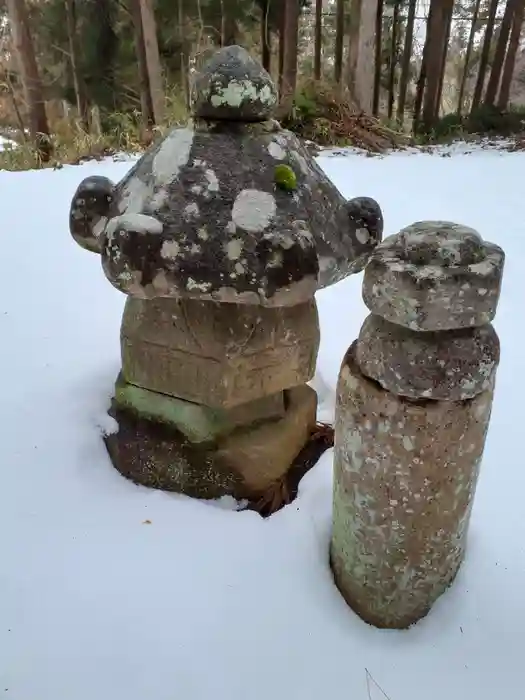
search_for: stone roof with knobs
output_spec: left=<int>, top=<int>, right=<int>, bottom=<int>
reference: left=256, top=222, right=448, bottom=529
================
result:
left=69, top=45, right=384, bottom=306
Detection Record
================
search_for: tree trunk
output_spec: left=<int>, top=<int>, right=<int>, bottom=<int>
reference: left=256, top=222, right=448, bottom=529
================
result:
left=64, top=0, right=89, bottom=129
left=129, top=0, right=154, bottom=127
left=138, top=0, right=164, bottom=124
left=260, top=0, right=272, bottom=73
left=280, top=0, right=300, bottom=112
left=421, top=0, right=453, bottom=131
left=435, top=1, right=454, bottom=118
left=6, top=0, right=51, bottom=161
left=314, top=0, right=323, bottom=80
left=178, top=0, right=189, bottom=108
left=497, top=0, right=525, bottom=109
left=471, top=0, right=499, bottom=111
left=485, top=0, right=517, bottom=106
left=387, top=0, right=400, bottom=120
left=396, top=0, right=417, bottom=124
left=345, top=0, right=378, bottom=114
left=334, top=0, right=345, bottom=85
left=278, top=5, right=285, bottom=95
left=372, top=0, right=383, bottom=117
left=457, top=0, right=481, bottom=115
left=221, top=0, right=238, bottom=46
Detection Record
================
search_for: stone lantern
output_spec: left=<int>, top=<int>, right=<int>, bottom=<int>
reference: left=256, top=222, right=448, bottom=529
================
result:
left=68, top=45, right=383, bottom=501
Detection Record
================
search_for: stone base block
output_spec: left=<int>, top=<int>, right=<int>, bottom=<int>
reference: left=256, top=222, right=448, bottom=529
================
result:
left=331, top=342, right=494, bottom=629
left=114, top=373, right=285, bottom=444
left=120, top=296, right=319, bottom=408
left=104, top=384, right=317, bottom=500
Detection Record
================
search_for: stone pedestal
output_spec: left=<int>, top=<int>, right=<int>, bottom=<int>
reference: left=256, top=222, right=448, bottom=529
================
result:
left=331, top=221, right=505, bottom=628
left=105, top=384, right=317, bottom=500
left=331, top=344, right=493, bottom=629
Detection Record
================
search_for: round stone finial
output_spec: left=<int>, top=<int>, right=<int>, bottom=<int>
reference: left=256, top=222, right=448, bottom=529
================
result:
left=191, top=45, right=278, bottom=122
left=362, top=221, right=505, bottom=331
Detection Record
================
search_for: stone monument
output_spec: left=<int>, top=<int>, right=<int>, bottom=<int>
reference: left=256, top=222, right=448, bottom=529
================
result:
left=331, top=221, right=505, bottom=628
left=68, top=45, right=383, bottom=502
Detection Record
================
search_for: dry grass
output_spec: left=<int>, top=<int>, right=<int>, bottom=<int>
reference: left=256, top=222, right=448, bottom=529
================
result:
left=0, top=92, right=189, bottom=172
left=281, top=79, right=410, bottom=153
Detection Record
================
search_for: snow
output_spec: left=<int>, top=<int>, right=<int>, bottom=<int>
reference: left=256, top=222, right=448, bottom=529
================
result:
left=0, top=144, right=523, bottom=699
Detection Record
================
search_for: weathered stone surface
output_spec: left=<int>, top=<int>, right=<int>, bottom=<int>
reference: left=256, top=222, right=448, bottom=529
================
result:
left=191, top=45, right=278, bottom=122
left=114, top=372, right=285, bottom=444
left=104, top=384, right=317, bottom=500
left=95, top=121, right=383, bottom=304
left=69, top=175, right=114, bottom=253
left=69, top=48, right=383, bottom=303
left=120, top=296, right=320, bottom=408
left=362, top=221, right=505, bottom=331
left=356, top=314, right=500, bottom=400
left=331, top=343, right=494, bottom=629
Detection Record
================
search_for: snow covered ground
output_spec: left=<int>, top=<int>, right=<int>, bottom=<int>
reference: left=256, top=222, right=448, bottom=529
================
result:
left=0, top=144, right=523, bottom=700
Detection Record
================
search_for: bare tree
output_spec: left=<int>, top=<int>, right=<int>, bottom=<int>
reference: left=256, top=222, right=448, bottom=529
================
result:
left=497, top=0, right=525, bottom=109
left=129, top=0, right=154, bottom=127
left=421, top=0, right=454, bottom=130
left=6, top=0, right=51, bottom=161
left=138, top=0, right=164, bottom=124
left=221, top=0, right=238, bottom=46
left=334, top=0, right=345, bottom=85
left=485, top=0, right=517, bottom=105
left=280, top=0, right=300, bottom=111
left=372, top=0, right=384, bottom=116
left=397, top=0, right=417, bottom=124
left=387, top=0, right=400, bottom=120
left=314, top=0, right=322, bottom=80
left=345, top=0, right=378, bottom=114
left=260, top=0, right=272, bottom=73
left=64, top=0, right=89, bottom=129
left=471, top=0, right=499, bottom=110
left=457, top=0, right=482, bottom=115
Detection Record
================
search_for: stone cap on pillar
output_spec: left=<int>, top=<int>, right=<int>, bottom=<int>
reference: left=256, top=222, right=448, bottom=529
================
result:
left=362, top=221, right=505, bottom=331
left=68, top=46, right=384, bottom=306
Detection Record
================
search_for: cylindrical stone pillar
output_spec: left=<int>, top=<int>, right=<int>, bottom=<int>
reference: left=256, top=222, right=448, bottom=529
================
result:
left=331, top=221, right=505, bottom=629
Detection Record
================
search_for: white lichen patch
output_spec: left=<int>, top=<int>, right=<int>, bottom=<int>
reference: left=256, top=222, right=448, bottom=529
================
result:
left=225, top=238, right=244, bottom=260
left=150, top=187, right=168, bottom=210
left=205, top=169, right=219, bottom=192
left=183, top=203, right=200, bottom=221
left=93, top=216, right=108, bottom=239
left=355, top=228, right=370, bottom=245
left=160, top=240, right=180, bottom=260
left=153, top=127, right=194, bottom=185
left=118, top=176, right=151, bottom=215
left=197, top=227, right=209, bottom=241
left=209, top=80, right=275, bottom=109
left=232, top=190, right=276, bottom=233
left=290, top=149, right=310, bottom=176
left=106, top=213, right=163, bottom=237
left=187, top=277, right=212, bottom=292
left=268, top=141, right=286, bottom=160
